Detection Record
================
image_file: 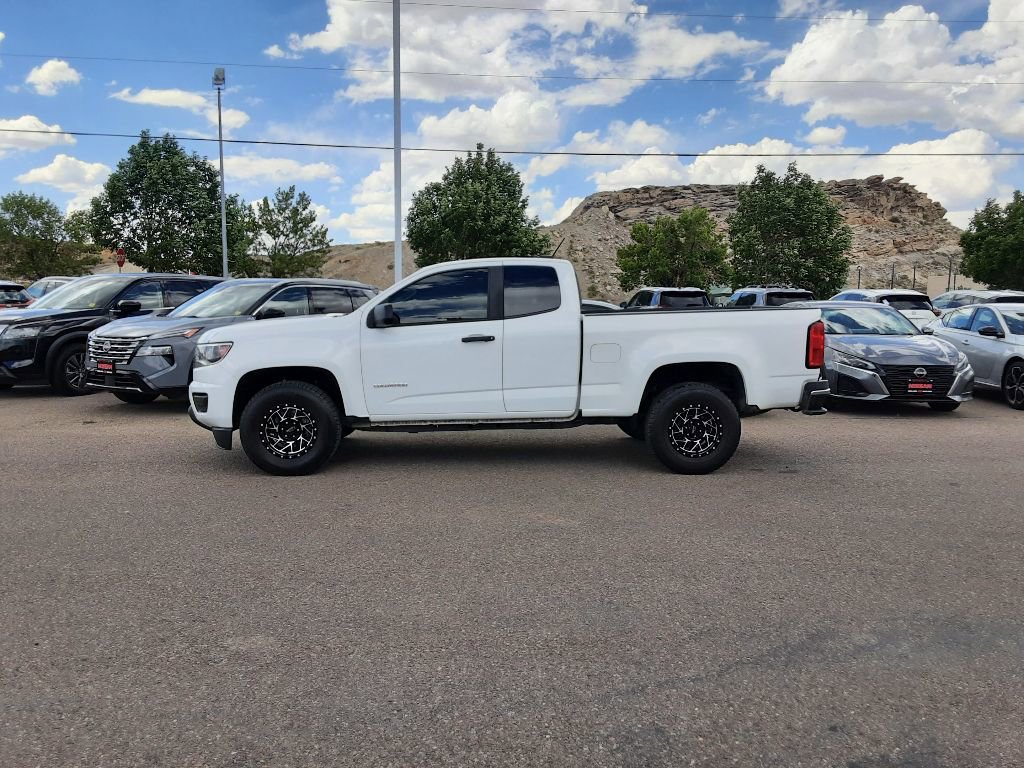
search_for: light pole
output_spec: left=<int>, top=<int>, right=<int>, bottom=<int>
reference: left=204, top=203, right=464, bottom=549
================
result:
left=213, top=67, right=229, bottom=278
left=856, top=265, right=862, bottom=289
left=392, top=0, right=403, bottom=282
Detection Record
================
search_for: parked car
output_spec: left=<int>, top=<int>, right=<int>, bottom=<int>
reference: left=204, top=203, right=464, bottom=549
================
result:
left=581, top=299, right=621, bottom=313
left=793, top=301, right=973, bottom=411
left=86, top=278, right=378, bottom=404
left=25, top=276, right=76, bottom=300
left=927, top=303, right=1024, bottom=409
left=830, top=288, right=940, bottom=329
left=621, top=287, right=713, bottom=309
left=726, top=285, right=815, bottom=307
left=188, top=258, right=830, bottom=476
left=0, top=273, right=221, bottom=395
left=0, top=281, right=32, bottom=309
left=931, top=289, right=1024, bottom=312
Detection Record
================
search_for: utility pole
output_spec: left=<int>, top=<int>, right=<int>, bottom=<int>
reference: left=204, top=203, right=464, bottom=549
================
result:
left=213, top=68, right=229, bottom=278
left=856, top=265, right=862, bottom=289
left=890, top=263, right=896, bottom=289
left=392, top=0, right=403, bottom=283
left=912, top=263, right=917, bottom=290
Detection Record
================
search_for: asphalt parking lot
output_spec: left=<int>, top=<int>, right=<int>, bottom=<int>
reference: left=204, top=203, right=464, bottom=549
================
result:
left=2, top=388, right=1022, bottom=767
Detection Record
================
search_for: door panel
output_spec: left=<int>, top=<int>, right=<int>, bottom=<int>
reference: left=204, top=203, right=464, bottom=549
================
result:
left=967, top=308, right=1003, bottom=381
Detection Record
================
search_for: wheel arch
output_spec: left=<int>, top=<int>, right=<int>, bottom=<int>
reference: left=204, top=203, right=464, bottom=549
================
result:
left=636, top=362, right=748, bottom=419
left=232, top=367, right=345, bottom=427
left=43, top=331, right=90, bottom=377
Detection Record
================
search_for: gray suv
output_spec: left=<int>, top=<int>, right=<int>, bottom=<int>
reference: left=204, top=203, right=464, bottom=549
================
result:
left=726, top=285, right=814, bottom=307
left=85, top=278, right=377, bottom=403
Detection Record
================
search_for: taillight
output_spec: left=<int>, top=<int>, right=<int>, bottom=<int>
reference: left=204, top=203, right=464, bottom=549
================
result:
left=806, top=320, right=825, bottom=369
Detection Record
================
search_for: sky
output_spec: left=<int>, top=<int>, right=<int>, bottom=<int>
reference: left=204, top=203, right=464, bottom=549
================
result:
left=1, top=0, right=1022, bottom=243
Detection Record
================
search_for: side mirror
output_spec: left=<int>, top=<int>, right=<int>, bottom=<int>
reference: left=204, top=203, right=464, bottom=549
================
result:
left=921, top=325, right=935, bottom=335
left=370, top=303, right=398, bottom=327
left=114, top=300, right=142, bottom=316
left=978, top=325, right=1005, bottom=339
left=256, top=307, right=286, bottom=320
left=619, top=301, right=627, bottom=309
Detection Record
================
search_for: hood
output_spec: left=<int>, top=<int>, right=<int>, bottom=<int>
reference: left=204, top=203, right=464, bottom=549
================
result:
left=95, top=314, right=252, bottom=339
left=828, top=334, right=960, bottom=366
left=196, top=311, right=358, bottom=345
left=0, top=306, right=106, bottom=324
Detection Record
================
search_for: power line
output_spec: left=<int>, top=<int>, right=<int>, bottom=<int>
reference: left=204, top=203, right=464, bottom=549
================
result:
left=2, top=52, right=1021, bottom=87
left=337, top=0, right=1021, bottom=24
left=2, top=127, right=1022, bottom=158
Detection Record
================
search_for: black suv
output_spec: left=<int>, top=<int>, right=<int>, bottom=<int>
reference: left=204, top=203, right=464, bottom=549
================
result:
left=0, top=273, right=221, bottom=395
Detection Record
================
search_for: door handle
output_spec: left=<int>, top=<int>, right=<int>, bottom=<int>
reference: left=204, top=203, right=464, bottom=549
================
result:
left=961, top=339, right=971, bottom=345
left=462, top=334, right=495, bottom=343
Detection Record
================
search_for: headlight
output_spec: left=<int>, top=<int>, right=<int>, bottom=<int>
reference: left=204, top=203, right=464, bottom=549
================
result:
left=153, top=327, right=202, bottom=340
left=135, top=344, right=174, bottom=357
left=0, top=324, right=42, bottom=340
left=194, top=342, right=233, bottom=367
left=833, top=350, right=876, bottom=370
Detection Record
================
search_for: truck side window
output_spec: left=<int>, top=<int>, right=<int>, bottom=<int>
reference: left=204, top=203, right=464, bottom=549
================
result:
left=386, top=268, right=489, bottom=325
left=504, top=266, right=560, bottom=318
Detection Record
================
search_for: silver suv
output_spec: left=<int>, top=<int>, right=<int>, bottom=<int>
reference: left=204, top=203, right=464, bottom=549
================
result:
left=726, top=286, right=814, bottom=307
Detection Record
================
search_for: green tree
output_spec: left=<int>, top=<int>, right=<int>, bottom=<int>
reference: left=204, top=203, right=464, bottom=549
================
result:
left=406, top=143, right=549, bottom=267
left=615, top=207, right=730, bottom=292
left=89, top=130, right=248, bottom=275
left=251, top=186, right=331, bottom=277
left=0, top=192, right=101, bottom=280
left=960, top=192, right=1024, bottom=289
left=728, top=163, right=853, bottom=298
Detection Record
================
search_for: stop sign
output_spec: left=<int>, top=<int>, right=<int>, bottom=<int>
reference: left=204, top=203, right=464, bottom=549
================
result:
left=115, top=248, right=126, bottom=268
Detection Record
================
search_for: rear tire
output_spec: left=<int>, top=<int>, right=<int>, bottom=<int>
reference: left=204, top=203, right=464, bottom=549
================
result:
left=616, top=415, right=645, bottom=440
left=49, top=344, right=92, bottom=396
left=927, top=400, right=960, bottom=412
left=1003, top=360, right=1024, bottom=410
left=239, top=380, right=342, bottom=476
left=114, top=391, right=160, bottom=405
left=645, top=383, right=741, bottom=475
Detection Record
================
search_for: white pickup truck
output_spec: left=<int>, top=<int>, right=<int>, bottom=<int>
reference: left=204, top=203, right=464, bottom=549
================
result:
left=188, top=258, right=829, bottom=476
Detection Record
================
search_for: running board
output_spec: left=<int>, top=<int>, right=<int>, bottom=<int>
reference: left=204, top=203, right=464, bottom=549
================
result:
left=350, top=413, right=618, bottom=433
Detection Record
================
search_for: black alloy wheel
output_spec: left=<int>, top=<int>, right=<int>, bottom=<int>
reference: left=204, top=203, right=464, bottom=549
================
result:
left=1003, top=361, right=1024, bottom=410
left=645, top=382, right=741, bottom=474
left=50, top=345, right=93, bottom=396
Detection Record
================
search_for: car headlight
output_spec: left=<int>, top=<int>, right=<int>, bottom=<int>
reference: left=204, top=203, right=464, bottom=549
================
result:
left=152, top=327, right=203, bottom=340
left=833, top=350, right=877, bottom=370
left=194, top=342, right=233, bottom=367
left=135, top=344, right=174, bottom=357
left=956, top=352, right=972, bottom=372
left=0, top=324, right=42, bottom=340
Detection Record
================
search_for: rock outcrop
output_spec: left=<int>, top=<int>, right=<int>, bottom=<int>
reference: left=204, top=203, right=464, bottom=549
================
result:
left=322, top=176, right=963, bottom=299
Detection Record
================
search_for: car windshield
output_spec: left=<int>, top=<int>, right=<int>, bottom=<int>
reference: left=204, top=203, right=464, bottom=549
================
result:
left=1001, top=311, right=1024, bottom=335
left=170, top=282, right=273, bottom=318
left=766, top=291, right=813, bottom=306
left=25, top=283, right=47, bottom=298
left=659, top=291, right=709, bottom=308
left=29, top=276, right=128, bottom=310
left=822, top=307, right=920, bottom=335
left=881, top=295, right=932, bottom=310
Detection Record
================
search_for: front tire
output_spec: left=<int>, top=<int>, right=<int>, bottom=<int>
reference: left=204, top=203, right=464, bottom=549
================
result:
left=239, top=380, right=342, bottom=476
left=928, top=400, right=960, bottom=412
left=114, top=391, right=160, bottom=405
left=645, top=383, right=741, bottom=474
left=49, top=344, right=92, bottom=396
left=1003, top=360, right=1024, bottom=410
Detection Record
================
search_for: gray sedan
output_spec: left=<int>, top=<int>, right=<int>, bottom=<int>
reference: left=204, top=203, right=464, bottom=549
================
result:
left=794, top=301, right=974, bottom=412
left=927, top=302, right=1024, bottom=409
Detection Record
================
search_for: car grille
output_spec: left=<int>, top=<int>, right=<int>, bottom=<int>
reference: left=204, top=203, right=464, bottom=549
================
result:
left=88, top=335, right=140, bottom=364
left=85, top=370, right=143, bottom=391
left=879, top=364, right=956, bottom=398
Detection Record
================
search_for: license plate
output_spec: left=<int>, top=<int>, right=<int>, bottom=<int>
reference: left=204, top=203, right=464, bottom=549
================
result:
left=907, top=382, right=932, bottom=392
left=97, top=360, right=115, bottom=372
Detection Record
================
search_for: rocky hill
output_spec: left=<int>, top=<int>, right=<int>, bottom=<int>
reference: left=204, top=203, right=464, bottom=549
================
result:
left=322, top=176, right=964, bottom=299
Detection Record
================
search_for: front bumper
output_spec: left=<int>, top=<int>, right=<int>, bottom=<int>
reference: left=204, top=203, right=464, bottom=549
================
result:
left=825, top=361, right=974, bottom=403
left=0, top=337, right=44, bottom=385
left=84, top=338, right=194, bottom=395
left=189, top=406, right=233, bottom=450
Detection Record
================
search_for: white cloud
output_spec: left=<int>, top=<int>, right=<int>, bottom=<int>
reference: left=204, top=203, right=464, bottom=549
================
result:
left=263, top=44, right=300, bottom=60
left=111, top=87, right=251, bottom=131
left=223, top=154, right=342, bottom=184
left=15, top=153, right=111, bottom=211
left=590, top=152, right=690, bottom=190
left=417, top=90, right=562, bottom=148
left=529, top=188, right=583, bottom=225
left=803, top=125, right=847, bottom=145
left=25, top=59, right=82, bottom=96
left=765, top=4, right=1024, bottom=138
left=698, top=108, right=723, bottom=126
left=777, top=0, right=840, bottom=15
left=0, top=115, right=76, bottom=156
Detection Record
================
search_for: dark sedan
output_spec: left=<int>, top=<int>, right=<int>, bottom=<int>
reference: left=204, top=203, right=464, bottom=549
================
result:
left=793, top=301, right=974, bottom=412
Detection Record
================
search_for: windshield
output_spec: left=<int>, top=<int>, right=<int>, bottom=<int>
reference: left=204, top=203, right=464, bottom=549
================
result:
left=659, top=291, right=709, bottom=308
left=29, top=276, right=128, bottom=310
left=822, top=307, right=920, bottom=335
left=1001, top=311, right=1024, bottom=335
left=766, top=291, right=813, bottom=306
left=881, top=295, right=932, bottom=311
left=25, top=282, right=47, bottom=298
left=170, top=282, right=273, bottom=318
